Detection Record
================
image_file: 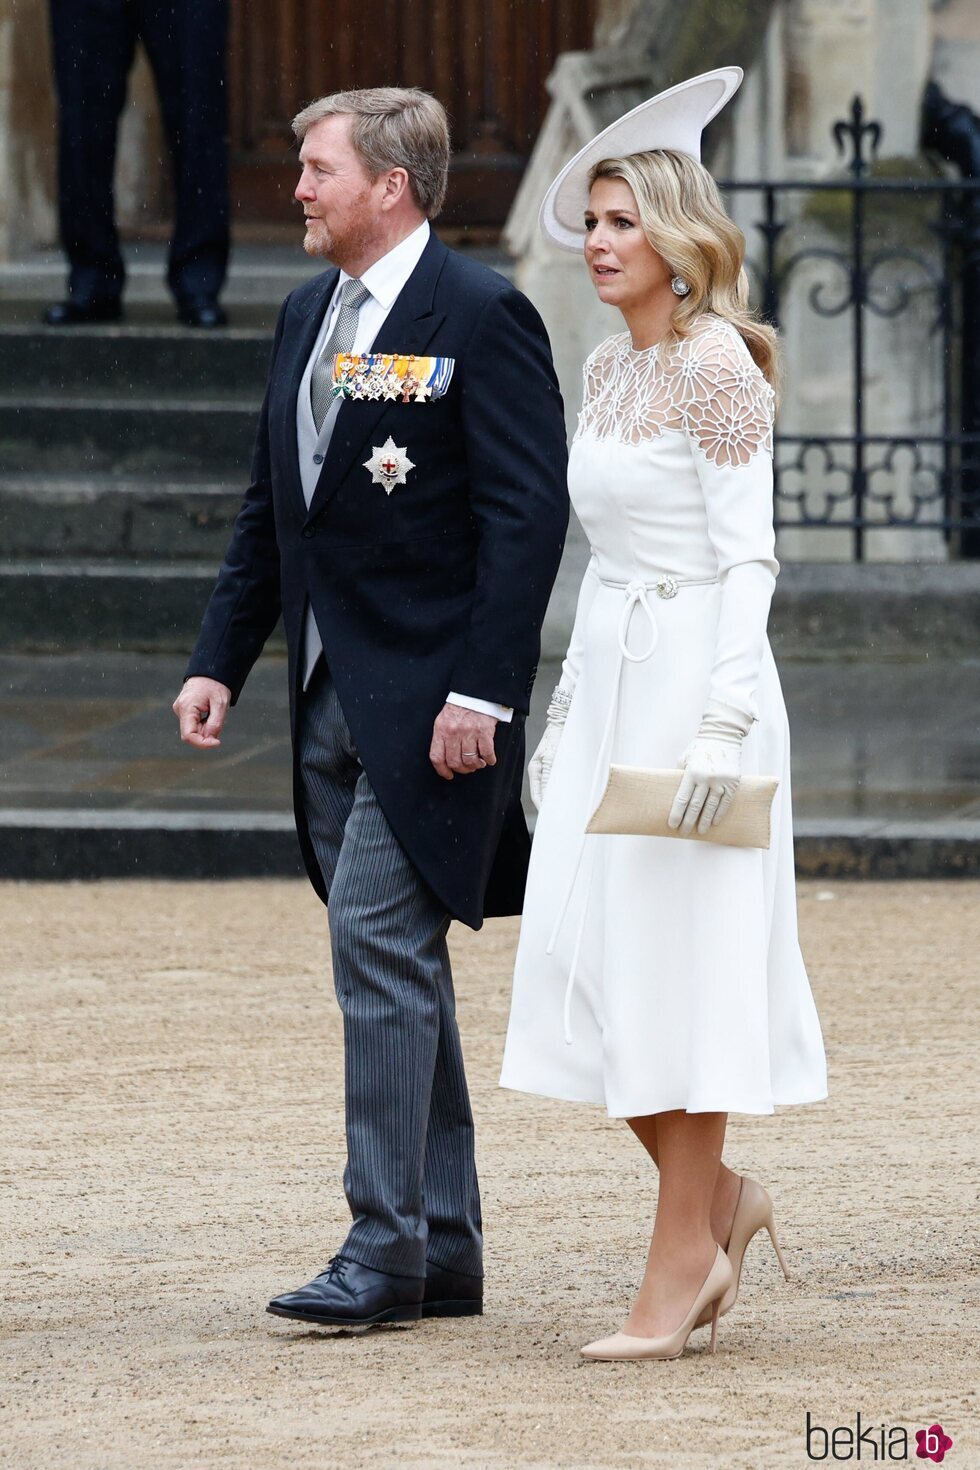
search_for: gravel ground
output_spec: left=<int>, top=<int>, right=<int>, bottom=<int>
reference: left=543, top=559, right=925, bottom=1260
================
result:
left=1, top=879, right=977, bottom=1470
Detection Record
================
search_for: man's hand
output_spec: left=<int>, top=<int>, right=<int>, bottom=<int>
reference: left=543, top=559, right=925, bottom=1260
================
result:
left=429, top=703, right=497, bottom=781
left=172, top=676, right=233, bottom=749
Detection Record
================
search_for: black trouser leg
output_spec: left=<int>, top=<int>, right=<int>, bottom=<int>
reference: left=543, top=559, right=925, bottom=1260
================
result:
left=137, top=0, right=229, bottom=306
left=48, top=0, right=136, bottom=304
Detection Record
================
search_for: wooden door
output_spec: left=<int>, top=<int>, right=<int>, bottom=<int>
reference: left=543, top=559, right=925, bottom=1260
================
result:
left=228, top=1, right=596, bottom=229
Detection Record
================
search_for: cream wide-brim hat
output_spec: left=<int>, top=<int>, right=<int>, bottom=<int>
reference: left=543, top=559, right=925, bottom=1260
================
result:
left=539, top=66, right=743, bottom=252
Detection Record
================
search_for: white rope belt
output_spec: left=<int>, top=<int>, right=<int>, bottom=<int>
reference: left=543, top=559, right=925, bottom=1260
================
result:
left=547, top=573, right=720, bottom=1045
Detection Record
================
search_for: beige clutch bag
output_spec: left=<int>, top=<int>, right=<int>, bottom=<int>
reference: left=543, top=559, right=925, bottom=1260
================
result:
left=586, top=765, right=779, bottom=849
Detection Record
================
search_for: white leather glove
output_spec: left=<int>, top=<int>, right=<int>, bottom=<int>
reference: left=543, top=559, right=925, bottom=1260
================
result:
left=528, top=686, right=571, bottom=810
left=668, top=700, right=751, bottom=837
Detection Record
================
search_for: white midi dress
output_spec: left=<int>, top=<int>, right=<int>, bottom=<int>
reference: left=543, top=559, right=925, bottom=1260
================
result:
left=500, top=316, right=828, bottom=1118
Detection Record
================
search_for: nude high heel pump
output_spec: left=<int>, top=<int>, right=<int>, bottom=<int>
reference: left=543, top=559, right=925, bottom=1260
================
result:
left=581, top=1245, right=734, bottom=1361
left=696, top=1175, right=791, bottom=1327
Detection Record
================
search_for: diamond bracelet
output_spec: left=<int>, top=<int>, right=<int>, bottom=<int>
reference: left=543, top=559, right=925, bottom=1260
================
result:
left=547, top=685, right=573, bottom=724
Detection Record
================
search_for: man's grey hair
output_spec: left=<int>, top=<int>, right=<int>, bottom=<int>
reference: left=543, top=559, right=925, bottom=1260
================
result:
left=292, top=87, right=451, bottom=219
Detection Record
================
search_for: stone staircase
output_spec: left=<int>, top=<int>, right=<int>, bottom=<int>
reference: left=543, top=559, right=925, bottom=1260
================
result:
left=0, top=241, right=519, bottom=653
left=0, top=247, right=977, bottom=881
left=5, top=306, right=980, bottom=662
left=0, top=315, right=278, bottom=651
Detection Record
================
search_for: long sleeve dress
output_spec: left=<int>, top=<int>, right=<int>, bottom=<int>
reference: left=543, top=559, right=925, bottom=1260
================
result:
left=500, top=315, right=828, bottom=1118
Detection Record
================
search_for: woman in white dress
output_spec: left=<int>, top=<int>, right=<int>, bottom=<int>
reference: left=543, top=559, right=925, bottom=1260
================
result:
left=500, top=70, right=828, bottom=1361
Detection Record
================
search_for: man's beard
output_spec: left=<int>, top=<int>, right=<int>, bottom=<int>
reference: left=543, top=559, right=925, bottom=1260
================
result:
left=303, top=193, right=376, bottom=268
left=302, top=218, right=334, bottom=259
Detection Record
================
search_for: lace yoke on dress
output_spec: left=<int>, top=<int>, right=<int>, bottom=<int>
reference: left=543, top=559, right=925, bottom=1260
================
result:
left=574, top=317, right=775, bottom=470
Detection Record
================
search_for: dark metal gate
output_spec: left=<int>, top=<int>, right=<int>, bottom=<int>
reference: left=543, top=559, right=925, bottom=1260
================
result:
left=720, top=96, right=980, bottom=560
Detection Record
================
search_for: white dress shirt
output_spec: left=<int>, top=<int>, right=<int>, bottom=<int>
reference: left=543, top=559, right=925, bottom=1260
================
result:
left=298, top=218, right=511, bottom=723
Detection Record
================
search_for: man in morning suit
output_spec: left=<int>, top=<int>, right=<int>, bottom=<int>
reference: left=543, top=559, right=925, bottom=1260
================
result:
left=172, top=88, right=569, bottom=1328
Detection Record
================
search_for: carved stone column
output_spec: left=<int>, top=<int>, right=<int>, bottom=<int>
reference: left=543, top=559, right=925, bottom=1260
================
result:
left=0, top=0, right=56, bottom=260
left=931, top=0, right=980, bottom=112
left=784, top=0, right=930, bottom=169
left=593, top=0, right=644, bottom=47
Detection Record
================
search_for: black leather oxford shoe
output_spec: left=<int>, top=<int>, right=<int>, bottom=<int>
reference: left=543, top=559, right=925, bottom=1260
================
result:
left=42, top=299, right=123, bottom=326
left=266, top=1256, right=424, bottom=1328
left=177, top=300, right=227, bottom=328
left=422, top=1261, right=484, bottom=1318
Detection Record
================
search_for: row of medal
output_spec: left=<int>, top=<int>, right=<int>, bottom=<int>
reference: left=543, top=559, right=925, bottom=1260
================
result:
left=332, top=352, right=455, bottom=404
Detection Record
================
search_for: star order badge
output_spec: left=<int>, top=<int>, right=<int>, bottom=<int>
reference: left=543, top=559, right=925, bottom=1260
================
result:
left=364, top=436, right=415, bottom=496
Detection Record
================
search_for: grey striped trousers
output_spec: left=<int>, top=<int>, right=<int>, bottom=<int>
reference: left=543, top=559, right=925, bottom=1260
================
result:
left=299, top=662, right=483, bottom=1279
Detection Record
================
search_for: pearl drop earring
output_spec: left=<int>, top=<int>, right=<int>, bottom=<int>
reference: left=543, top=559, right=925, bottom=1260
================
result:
left=671, top=276, right=691, bottom=297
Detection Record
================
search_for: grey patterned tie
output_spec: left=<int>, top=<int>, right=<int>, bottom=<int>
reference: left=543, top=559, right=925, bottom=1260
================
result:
left=310, top=277, right=371, bottom=432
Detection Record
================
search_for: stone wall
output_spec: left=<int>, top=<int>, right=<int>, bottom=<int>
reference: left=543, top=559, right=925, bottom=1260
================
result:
left=781, top=0, right=931, bottom=169
left=931, top=0, right=980, bottom=110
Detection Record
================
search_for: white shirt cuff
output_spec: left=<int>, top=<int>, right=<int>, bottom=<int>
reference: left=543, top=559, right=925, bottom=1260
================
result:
left=446, top=692, right=513, bottom=723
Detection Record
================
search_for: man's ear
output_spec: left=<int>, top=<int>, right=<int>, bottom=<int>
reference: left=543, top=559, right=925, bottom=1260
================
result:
left=380, top=167, right=412, bottom=211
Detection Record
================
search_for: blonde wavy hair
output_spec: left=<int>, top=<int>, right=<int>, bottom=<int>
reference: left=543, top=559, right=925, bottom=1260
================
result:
left=589, top=150, right=780, bottom=391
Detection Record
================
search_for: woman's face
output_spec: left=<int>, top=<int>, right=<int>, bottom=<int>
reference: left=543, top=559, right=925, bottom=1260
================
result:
left=584, top=176, right=672, bottom=309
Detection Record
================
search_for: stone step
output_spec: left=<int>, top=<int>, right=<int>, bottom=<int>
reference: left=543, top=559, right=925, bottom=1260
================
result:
left=0, top=396, right=256, bottom=477
left=0, top=323, right=272, bottom=398
left=0, top=808, right=975, bottom=881
left=0, top=475, right=242, bottom=560
left=0, top=241, right=514, bottom=310
left=0, top=558, right=282, bottom=652
left=3, top=557, right=980, bottom=657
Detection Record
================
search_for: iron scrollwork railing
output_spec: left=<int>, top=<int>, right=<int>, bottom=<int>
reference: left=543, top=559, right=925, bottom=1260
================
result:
left=720, top=96, right=980, bottom=560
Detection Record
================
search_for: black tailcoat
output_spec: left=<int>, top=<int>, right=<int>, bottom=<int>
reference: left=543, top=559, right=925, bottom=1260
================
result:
left=186, top=234, right=569, bottom=928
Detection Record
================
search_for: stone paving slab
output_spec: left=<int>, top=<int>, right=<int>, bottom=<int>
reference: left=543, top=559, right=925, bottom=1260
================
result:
left=1, top=650, right=978, bottom=877
left=4, top=650, right=978, bottom=816
left=1, top=809, right=976, bottom=881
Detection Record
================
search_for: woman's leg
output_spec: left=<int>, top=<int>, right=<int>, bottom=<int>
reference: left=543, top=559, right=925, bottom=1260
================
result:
left=623, top=1109, right=727, bottom=1338
left=628, top=1114, right=742, bottom=1250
